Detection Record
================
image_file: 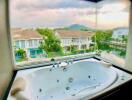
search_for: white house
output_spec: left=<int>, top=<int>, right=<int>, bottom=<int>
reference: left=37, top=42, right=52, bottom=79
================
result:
left=11, top=28, right=93, bottom=59
left=11, top=28, right=45, bottom=59
left=112, top=27, right=129, bottom=39
left=55, top=29, right=93, bottom=52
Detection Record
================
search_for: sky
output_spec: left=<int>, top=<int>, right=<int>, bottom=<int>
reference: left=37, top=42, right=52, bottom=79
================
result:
left=97, top=0, right=130, bottom=29
left=10, top=0, right=130, bottom=29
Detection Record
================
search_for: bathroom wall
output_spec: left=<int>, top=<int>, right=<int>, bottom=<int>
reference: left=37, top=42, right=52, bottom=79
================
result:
left=0, top=0, right=14, bottom=99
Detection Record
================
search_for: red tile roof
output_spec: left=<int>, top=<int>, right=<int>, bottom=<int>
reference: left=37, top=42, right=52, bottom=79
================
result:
left=11, top=28, right=42, bottom=40
left=56, top=30, right=93, bottom=38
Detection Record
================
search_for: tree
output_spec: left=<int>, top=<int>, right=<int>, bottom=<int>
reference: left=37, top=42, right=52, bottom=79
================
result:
left=15, top=48, right=27, bottom=60
left=70, top=45, right=77, bottom=54
left=122, top=35, right=128, bottom=42
left=37, top=28, right=63, bottom=53
left=92, top=30, right=113, bottom=50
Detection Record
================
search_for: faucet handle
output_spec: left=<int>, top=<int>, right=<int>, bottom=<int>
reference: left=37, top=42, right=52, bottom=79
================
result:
left=60, top=62, right=68, bottom=68
left=69, top=59, right=73, bottom=64
left=65, top=59, right=73, bottom=65
left=52, top=60, right=60, bottom=68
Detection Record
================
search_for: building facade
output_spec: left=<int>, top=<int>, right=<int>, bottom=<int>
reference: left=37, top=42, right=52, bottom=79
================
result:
left=112, top=27, right=129, bottom=40
left=11, top=28, right=93, bottom=60
left=55, top=30, right=93, bottom=52
left=11, top=28, right=46, bottom=60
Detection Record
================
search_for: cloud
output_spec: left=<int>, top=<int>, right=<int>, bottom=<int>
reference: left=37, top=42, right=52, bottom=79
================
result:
left=11, top=0, right=95, bottom=12
left=10, top=7, right=96, bottom=28
left=10, top=0, right=130, bottom=29
left=97, top=0, right=130, bottom=14
left=10, top=0, right=96, bottom=28
left=96, top=0, right=130, bottom=29
left=97, top=11, right=129, bottom=29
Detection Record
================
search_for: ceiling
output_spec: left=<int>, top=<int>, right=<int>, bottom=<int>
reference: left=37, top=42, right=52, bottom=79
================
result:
left=84, top=0, right=103, bottom=2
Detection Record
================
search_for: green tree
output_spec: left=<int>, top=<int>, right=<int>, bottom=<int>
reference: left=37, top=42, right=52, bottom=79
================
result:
left=37, top=28, right=63, bottom=53
left=92, top=30, right=113, bottom=50
left=122, top=35, right=128, bottom=42
left=15, top=48, right=27, bottom=61
left=70, top=45, right=77, bottom=54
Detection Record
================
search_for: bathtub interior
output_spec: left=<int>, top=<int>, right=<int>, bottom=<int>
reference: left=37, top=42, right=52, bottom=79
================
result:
left=7, top=58, right=132, bottom=100
left=21, top=60, right=117, bottom=100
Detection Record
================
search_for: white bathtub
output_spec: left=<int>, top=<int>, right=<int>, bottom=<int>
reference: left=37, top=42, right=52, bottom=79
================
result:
left=20, top=60, right=117, bottom=100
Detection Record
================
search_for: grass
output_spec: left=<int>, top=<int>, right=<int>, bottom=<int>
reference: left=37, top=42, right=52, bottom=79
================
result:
left=47, top=51, right=65, bottom=58
left=16, top=58, right=28, bottom=62
left=47, top=48, right=95, bottom=58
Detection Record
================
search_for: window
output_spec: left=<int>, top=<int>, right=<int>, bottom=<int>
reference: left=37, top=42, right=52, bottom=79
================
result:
left=28, top=40, right=33, bottom=47
left=38, top=40, right=41, bottom=43
left=15, top=40, right=20, bottom=48
left=20, top=40, right=26, bottom=48
left=33, top=40, right=38, bottom=47
left=10, top=0, right=130, bottom=69
left=96, top=0, right=130, bottom=67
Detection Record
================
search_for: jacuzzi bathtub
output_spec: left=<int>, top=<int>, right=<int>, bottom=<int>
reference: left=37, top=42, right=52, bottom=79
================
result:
left=18, top=60, right=117, bottom=100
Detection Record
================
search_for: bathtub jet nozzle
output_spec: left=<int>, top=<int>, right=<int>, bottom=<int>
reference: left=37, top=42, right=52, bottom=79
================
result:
left=66, top=59, right=74, bottom=65
left=52, top=61, right=60, bottom=68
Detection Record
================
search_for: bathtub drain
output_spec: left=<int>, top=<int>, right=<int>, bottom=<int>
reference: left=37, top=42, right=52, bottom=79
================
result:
left=66, top=86, right=70, bottom=90
left=57, top=80, right=59, bottom=83
left=68, top=77, right=74, bottom=83
left=39, top=88, right=42, bottom=92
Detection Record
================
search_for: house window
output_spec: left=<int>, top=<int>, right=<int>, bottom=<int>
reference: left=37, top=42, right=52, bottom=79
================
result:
left=21, top=40, right=26, bottom=48
left=34, top=40, right=38, bottom=47
left=28, top=40, right=33, bottom=47
left=39, top=40, right=42, bottom=43
left=88, top=37, right=89, bottom=41
left=15, top=41, right=20, bottom=48
left=81, top=45, right=86, bottom=49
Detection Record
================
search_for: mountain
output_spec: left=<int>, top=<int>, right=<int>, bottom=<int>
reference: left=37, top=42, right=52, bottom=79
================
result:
left=113, top=27, right=128, bottom=31
left=66, top=24, right=93, bottom=31
left=113, top=27, right=129, bottom=35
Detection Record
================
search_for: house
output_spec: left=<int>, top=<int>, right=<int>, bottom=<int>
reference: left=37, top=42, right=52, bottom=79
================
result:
left=55, top=29, right=93, bottom=52
left=112, top=27, right=129, bottom=40
left=11, top=28, right=46, bottom=59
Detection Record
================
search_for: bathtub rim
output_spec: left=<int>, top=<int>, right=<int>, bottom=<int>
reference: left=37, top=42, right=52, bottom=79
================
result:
left=24, top=60, right=117, bottom=77
left=5, top=56, right=132, bottom=100
left=14, top=55, right=132, bottom=75
left=17, top=60, right=118, bottom=100
left=15, top=53, right=97, bottom=70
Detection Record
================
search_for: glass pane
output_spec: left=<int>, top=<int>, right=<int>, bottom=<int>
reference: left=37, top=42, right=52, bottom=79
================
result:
left=28, top=40, right=33, bottom=47
left=15, top=40, right=20, bottom=48
left=10, top=0, right=130, bottom=68
left=96, top=0, right=130, bottom=67
left=21, top=40, right=26, bottom=48
left=10, top=0, right=96, bottom=68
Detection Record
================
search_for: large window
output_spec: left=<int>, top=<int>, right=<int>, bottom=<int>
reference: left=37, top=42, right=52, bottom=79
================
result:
left=28, top=40, right=33, bottom=47
left=15, top=40, right=20, bottom=48
left=10, top=0, right=130, bottom=68
left=96, top=0, right=130, bottom=67
left=10, top=0, right=96, bottom=68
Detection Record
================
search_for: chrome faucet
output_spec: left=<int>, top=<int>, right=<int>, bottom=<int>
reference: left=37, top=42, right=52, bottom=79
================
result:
left=66, top=59, right=73, bottom=65
left=51, top=58, right=59, bottom=68
left=52, top=61, right=60, bottom=68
